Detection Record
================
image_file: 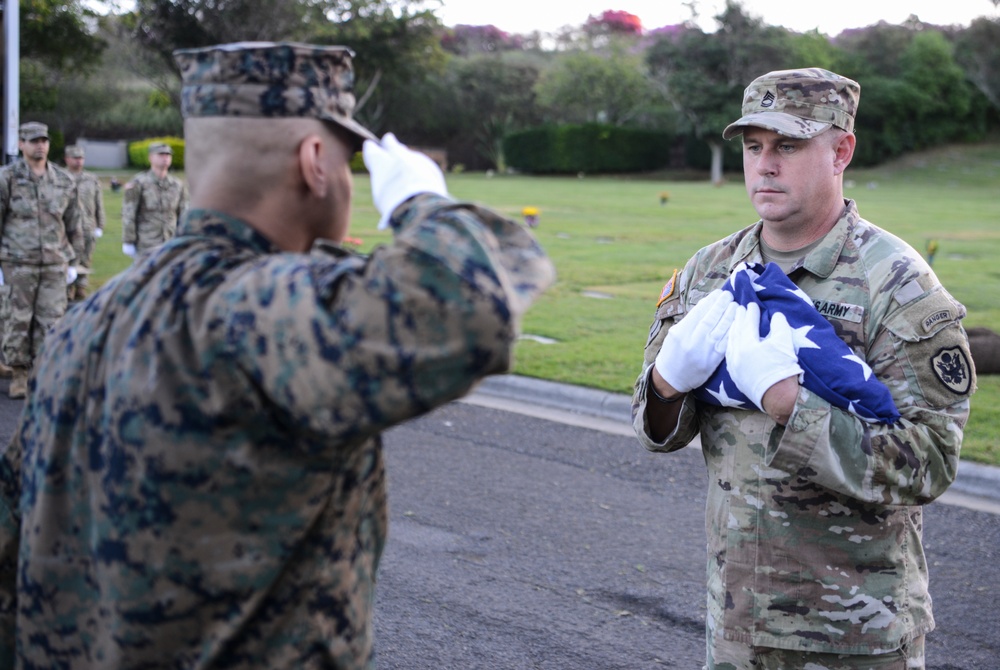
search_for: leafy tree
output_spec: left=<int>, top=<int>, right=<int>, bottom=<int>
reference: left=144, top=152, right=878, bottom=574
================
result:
left=16, top=0, right=109, bottom=150
left=20, top=0, right=106, bottom=71
left=447, top=54, right=544, bottom=170
left=441, top=24, right=524, bottom=56
left=898, top=30, right=974, bottom=146
left=832, top=20, right=918, bottom=79
left=955, top=16, right=1000, bottom=110
left=584, top=10, right=642, bottom=39
left=535, top=46, right=654, bottom=126
left=785, top=30, right=840, bottom=70
left=127, top=0, right=445, bottom=134
left=130, top=0, right=325, bottom=68
left=645, top=1, right=790, bottom=182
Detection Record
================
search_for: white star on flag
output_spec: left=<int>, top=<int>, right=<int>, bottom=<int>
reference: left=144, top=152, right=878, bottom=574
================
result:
left=842, top=353, right=874, bottom=380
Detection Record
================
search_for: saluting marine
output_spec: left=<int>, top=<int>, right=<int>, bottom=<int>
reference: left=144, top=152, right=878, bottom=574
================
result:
left=0, top=42, right=554, bottom=669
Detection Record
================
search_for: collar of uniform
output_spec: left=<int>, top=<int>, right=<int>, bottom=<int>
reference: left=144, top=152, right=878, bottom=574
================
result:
left=728, top=199, right=858, bottom=278
left=798, top=199, right=859, bottom=279
left=11, top=159, right=56, bottom=181
left=729, top=221, right=765, bottom=271
left=178, top=208, right=282, bottom=255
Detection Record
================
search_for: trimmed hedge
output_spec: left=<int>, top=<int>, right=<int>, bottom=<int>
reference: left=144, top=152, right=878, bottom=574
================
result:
left=503, top=123, right=671, bottom=174
left=127, top=136, right=186, bottom=169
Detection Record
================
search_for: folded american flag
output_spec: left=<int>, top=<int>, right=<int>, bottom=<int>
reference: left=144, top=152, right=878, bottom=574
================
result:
left=692, top=262, right=900, bottom=424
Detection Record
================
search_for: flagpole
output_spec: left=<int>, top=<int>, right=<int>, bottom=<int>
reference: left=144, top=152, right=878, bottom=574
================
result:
left=2, top=0, right=19, bottom=164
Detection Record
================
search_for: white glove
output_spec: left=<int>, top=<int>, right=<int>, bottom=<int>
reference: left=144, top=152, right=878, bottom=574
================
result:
left=362, top=132, right=448, bottom=230
left=94, top=228, right=104, bottom=239
left=726, top=302, right=803, bottom=411
left=654, top=289, right=737, bottom=393
left=66, top=266, right=78, bottom=285
left=0, top=268, right=4, bottom=286
left=122, top=243, right=136, bottom=258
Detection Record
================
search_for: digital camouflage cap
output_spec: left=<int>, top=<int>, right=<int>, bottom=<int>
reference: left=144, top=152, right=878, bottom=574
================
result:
left=173, top=41, right=378, bottom=148
left=19, top=122, right=49, bottom=141
left=148, top=142, right=173, bottom=155
left=722, top=68, right=860, bottom=140
left=64, top=144, right=85, bottom=158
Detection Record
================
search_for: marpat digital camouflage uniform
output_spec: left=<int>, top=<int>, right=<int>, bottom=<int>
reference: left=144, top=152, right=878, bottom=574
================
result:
left=121, top=167, right=187, bottom=253
left=633, top=201, right=974, bottom=658
left=0, top=156, right=83, bottom=367
left=67, top=154, right=106, bottom=299
left=0, top=40, right=555, bottom=670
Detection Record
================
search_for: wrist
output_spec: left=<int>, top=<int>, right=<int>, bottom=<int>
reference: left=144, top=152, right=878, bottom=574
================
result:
left=648, top=367, right=684, bottom=403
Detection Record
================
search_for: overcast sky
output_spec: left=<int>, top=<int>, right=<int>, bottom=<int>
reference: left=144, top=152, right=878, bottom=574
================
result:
left=434, top=0, right=997, bottom=36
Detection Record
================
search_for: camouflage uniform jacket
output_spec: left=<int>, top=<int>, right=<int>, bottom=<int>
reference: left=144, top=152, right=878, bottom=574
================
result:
left=121, top=169, right=188, bottom=251
left=71, top=170, right=106, bottom=235
left=0, top=160, right=82, bottom=266
left=632, top=200, right=974, bottom=655
left=0, top=194, right=554, bottom=669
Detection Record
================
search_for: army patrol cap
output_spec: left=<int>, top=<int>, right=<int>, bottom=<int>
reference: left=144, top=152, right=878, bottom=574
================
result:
left=173, top=41, right=378, bottom=148
left=722, top=68, right=860, bottom=140
left=64, top=144, right=85, bottom=158
left=19, top=122, right=49, bottom=141
left=148, top=142, right=173, bottom=155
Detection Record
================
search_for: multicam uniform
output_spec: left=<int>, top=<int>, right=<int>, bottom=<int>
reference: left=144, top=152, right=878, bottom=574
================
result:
left=69, top=169, right=105, bottom=298
left=633, top=201, right=974, bottom=658
left=121, top=169, right=188, bottom=252
left=0, top=160, right=82, bottom=366
left=0, top=193, right=554, bottom=669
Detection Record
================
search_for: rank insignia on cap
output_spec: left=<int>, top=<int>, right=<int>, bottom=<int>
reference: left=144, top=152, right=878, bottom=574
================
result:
left=931, top=346, right=972, bottom=395
left=656, top=269, right=678, bottom=307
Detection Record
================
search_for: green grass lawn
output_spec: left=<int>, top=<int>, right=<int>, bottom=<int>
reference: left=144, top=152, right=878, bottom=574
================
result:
left=88, top=142, right=1000, bottom=465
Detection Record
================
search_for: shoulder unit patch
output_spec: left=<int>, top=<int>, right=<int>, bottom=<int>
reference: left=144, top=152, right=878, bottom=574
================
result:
left=931, top=346, right=972, bottom=395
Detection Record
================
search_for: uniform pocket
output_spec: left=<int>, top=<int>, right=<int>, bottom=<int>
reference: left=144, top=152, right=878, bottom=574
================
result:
left=0, top=283, right=12, bottom=344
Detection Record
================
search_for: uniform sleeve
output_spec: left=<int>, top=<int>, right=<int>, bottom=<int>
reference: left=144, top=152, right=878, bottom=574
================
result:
left=121, top=179, right=140, bottom=245
left=64, top=181, right=84, bottom=261
left=768, top=284, right=974, bottom=506
left=631, top=271, right=701, bottom=453
left=0, top=431, right=22, bottom=665
left=177, top=182, right=188, bottom=223
left=95, top=179, right=106, bottom=232
left=217, top=193, right=555, bottom=444
left=0, top=169, right=10, bottom=242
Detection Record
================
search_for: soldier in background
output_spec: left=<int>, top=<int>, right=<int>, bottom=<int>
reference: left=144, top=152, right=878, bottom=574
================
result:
left=0, top=42, right=554, bottom=668
left=63, top=144, right=106, bottom=301
left=0, top=122, right=82, bottom=398
left=633, top=69, right=974, bottom=668
left=121, top=142, right=187, bottom=259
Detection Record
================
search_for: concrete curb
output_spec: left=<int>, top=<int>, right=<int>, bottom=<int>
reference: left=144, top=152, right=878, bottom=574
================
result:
left=474, top=374, right=1000, bottom=504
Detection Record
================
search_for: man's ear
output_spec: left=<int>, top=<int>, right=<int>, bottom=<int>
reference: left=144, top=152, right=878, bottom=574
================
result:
left=298, top=134, right=328, bottom=198
left=832, top=131, right=856, bottom=176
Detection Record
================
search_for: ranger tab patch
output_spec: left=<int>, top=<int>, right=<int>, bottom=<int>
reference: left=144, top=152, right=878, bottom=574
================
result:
left=657, top=269, right=678, bottom=307
left=931, top=346, right=972, bottom=395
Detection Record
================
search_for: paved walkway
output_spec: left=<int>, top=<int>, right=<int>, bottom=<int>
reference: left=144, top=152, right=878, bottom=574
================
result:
left=467, top=374, right=1000, bottom=515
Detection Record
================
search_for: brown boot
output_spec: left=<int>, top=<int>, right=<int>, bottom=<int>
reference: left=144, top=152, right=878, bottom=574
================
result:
left=9, top=367, right=29, bottom=399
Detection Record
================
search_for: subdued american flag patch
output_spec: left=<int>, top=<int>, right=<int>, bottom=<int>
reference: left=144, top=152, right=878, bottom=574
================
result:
left=657, top=269, right=678, bottom=308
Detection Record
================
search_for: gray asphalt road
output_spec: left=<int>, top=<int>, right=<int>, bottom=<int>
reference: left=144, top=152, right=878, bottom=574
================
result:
left=375, top=401, right=1000, bottom=669
left=1, top=379, right=997, bottom=668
